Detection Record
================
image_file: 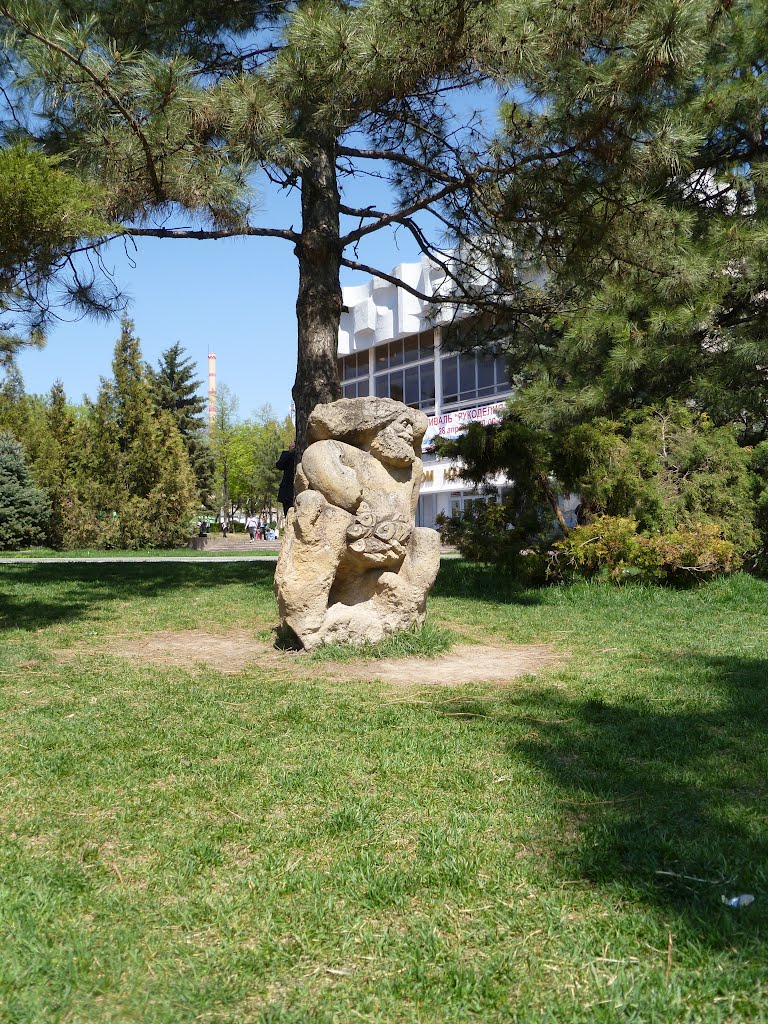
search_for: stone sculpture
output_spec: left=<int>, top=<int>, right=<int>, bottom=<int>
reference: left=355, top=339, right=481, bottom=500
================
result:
left=275, top=397, right=441, bottom=649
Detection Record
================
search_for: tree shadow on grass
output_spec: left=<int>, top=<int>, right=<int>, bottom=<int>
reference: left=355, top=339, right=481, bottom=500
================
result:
left=500, top=654, right=768, bottom=947
left=0, top=561, right=277, bottom=632
left=1, top=558, right=541, bottom=633
left=432, top=559, right=544, bottom=605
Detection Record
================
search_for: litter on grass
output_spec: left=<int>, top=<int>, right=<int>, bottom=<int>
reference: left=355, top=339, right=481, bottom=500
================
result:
left=721, top=894, right=755, bottom=909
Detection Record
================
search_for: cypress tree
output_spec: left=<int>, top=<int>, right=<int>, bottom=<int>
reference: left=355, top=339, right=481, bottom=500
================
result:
left=0, top=362, right=30, bottom=438
left=34, top=380, right=86, bottom=548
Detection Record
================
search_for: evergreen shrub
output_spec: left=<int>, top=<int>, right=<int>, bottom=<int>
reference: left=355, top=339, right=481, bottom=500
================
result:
left=437, top=404, right=762, bottom=584
left=548, top=516, right=740, bottom=585
left=0, top=432, right=50, bottom=549
left=436, top=496, right=549, bottom=584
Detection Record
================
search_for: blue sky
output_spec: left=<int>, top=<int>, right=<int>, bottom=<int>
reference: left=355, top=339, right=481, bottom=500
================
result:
left=16, top=181, right=426, bottom=421
left=14, top=86, right=502, bottom=420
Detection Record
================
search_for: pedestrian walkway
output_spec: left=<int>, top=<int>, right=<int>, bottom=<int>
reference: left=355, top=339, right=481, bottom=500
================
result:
left=189, top=535, right=280, bottom=553
left=0, top=550, right=460, bottom=565
left=0, top=556, right=280, bottom=564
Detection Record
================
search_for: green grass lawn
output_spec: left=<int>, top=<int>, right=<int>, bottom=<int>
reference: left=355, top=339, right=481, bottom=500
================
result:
left=0, top=561, right=766, bottom=1023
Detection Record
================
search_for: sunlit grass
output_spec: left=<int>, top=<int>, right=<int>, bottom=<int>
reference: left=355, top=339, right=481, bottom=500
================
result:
left=307, top=621, right=456, bottom=662
left=0, top=560, right=766, bottom=1022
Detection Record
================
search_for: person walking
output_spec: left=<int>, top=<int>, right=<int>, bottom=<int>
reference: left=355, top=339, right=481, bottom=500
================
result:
left=276, top=442, right=296, bottom=519
left=245, top=514, right=257, bottom=542
left=221, top=515, right=229, bottom=539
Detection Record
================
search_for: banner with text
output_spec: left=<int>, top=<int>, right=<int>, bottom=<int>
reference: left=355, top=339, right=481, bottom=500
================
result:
left=424, top=401, right=506, bottom=442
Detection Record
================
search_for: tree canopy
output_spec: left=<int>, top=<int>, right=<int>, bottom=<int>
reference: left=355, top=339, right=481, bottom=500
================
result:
left=1, top=0, right=735, bottom=442
left=148, top=342, right=214, bottom=501
left=0, top=429, right=49, bottom=548
left=0, top=144, right=116, bottom=359
left=447, top=0, right=768, bottom=441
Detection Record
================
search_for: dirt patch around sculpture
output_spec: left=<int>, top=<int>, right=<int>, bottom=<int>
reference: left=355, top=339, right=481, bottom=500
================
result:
left=102, top=630, right=297, bottom=674
left=95, top=630, right=565, bottom=687
left=348, top=643, right=565, bottom=687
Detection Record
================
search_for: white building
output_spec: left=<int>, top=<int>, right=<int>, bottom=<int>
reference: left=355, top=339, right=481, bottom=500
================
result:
left=338, top=256, right=512, bottom=529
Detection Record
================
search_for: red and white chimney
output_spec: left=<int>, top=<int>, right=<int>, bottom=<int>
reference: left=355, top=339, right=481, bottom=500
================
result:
left=208, top=352, right=216, bottom=427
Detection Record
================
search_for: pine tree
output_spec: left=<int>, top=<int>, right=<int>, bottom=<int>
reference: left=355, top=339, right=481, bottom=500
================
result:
left=0, top=0, right=715, bottom=445
left=0, top=143, right=116, bottom=356
left=451, top=0, right=768, bottom=441
left=0, top=431, right=49, bottom=549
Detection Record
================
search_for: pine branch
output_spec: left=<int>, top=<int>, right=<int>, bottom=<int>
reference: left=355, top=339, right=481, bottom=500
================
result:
left=336, top=144, right=459, bottom=185
left=340, top=178, right=474, bottom=246
left=0, top=4, right=166, bottom=203
left=122, top=225, right=299, bottom=242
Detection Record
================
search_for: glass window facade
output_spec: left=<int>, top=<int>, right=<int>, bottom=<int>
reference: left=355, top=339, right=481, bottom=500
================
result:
left=342, top=377, right=370, bottom=398
left=374, top=330, right=433, bottom=372
left=338, top=324, right=508, bottom=412
left=440, top=315, right=511, bottom=408
left=440, top=351, right=509, bottom=406
left=339, top=350, right=368, bottom=381
left=450, top=492, right=498, bottom=516
left=338, top=350, right=370, bottom=399
left=373, top=329, right=436, bottom=412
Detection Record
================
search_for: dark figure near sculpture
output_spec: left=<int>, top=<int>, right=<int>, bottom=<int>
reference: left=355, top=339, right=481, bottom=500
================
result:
left=276, top=442, right=296, bottom=517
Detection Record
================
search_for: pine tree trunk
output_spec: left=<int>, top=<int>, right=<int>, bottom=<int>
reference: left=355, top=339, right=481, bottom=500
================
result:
left=538, top=471, right=570, bottom=537
left=292, top=139, right=343, bottom=454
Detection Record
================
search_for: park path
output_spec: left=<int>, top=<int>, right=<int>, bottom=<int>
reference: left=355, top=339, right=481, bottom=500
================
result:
left=0, top=553, right=460, bottom=564
left=0, top=556, right=280, bottom=564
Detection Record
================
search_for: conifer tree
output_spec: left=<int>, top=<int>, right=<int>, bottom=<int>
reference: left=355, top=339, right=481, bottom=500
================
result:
left=148, top=342, right=214, bottom=501
left=0, top=0, right=716, bottom=445
left=85, top=320, right=198, bottom=546
left=450, top=0, right=768, bottom=440
left=438, top=402, right=761, bottom=570
left=34, top=380, right=86, bottom=547
left=0, top=361, right=48, bottom=464
left=149, top=343, right=206, bottom=436
left=0, top=362, right=30, bottom=437
left=0, top=143, right=116, bottom=357
left=0, top=430, right=49, bottom=549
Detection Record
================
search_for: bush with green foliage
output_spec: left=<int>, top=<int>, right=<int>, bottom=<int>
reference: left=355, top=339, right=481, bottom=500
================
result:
left=748, top=441, right=768, bottom=576
left=0, top=431, right=49, bottom=549
left=437, top=402, right=762, bottom=581
left=555, top=405, right=759, bottom=553
left=436, top=498, right=550, bottom=584
left=548, top=516, right=740, bottom=585
left=80, top=324, right=199, bottom=548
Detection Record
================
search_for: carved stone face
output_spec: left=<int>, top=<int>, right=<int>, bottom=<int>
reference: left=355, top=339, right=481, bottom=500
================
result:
left=369, top=413, right=416, bottom=467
